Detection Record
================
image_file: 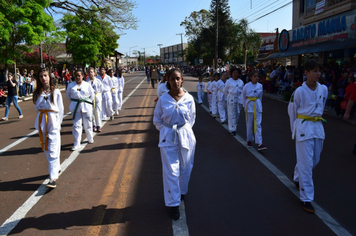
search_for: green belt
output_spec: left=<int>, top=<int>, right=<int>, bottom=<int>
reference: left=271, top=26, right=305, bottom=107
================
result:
left=71, top=98, right=93, bottom=120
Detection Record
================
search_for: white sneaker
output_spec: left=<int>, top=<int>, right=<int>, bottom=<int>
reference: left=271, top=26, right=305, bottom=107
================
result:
left=71, top=146, right=80, bottom=151
left=88, top=139, right=94, bottom=144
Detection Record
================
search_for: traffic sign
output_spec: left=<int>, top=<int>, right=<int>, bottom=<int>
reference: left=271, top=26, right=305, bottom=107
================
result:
left=217, top=58, right=222, bottom=63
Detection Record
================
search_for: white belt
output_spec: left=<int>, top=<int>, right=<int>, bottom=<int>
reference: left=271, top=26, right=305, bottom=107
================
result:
left=162, top=122, right=188, bottom=145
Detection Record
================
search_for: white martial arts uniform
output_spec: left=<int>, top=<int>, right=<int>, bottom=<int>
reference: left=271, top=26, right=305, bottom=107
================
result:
left=224, top=77, right=244, bottom=132
left=157, top=81, right=169, bottom=98
left=67, top=81, right=95, bottom=149
left=117, top=75, right=125, bottom=110
left=110, top=75, right=120, bottom=114
left=153, top=91, right=196, bottom=207
left=206, top=80, right=213, bottom=113
left=288, top=81, right=327, bottom=202
left=242, top=82, right=263, bottom=144
left=87, top=77, right=103, bottom=128
left=196, top=82, right=205, bottom=104
left=34, top=89, right=64, bottom=180
left=216, top=79, right=227, bottom=122
left=211, top=80, right=219, bottom=116
left=98, top=74, right=114, bottom=120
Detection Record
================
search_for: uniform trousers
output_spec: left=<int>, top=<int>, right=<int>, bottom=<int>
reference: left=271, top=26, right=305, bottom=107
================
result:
left=160, top=144, right=195, bottom=207
left=118, top=91, right=123, bottom=110
left=43, top=131, right=61, bottom=180
left=212, top=93, right=218, bottom=115
left=218, top=100, right=227, bottom=122
left=227, top=100, right=242, bottom=132
left=246, top=112, right=262, bottom=144
left=102, top=91, right=114, bottom=120
left=93, top=94, right=102, bottom=128
left=112, top=89, right=120, bottom=114
left=197, top=90, right=204, bottom=104
left=72, top=111, right=93, bottom=148
left=208, top=93, right=212, bottom=112
left=294, top=138, right=323, bottom=202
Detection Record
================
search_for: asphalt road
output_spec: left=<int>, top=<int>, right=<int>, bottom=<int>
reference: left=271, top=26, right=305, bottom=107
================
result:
left=0, top=71, right=355, bottom=236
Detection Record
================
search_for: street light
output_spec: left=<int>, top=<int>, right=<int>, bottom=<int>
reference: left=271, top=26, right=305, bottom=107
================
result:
left=129, top=46, right=137, bottom=67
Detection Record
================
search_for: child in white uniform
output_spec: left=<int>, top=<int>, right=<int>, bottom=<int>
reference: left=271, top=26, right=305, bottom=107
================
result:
left=33, top=68, right=64, bottom=188
left=116, top=68, right=125, bottom=111
left=196, top=76, right=205, bottom=104
left=108, top=69, right=120, bottom=115
left=97, top=67, right=115, bottom=121
left=67, top=70, right=95, bottom=151
left=206, top=76, right=214, bottom=114
left=224, top=68, right=244, bottom=135
left=87, top=67, right=103, bottom=132
left=157, top=74, right=169, bottom=99
left=288, top=59, right=327, bottom=214
left=242, top=71, right=266, bottom=151
left=217, top=71, right=228, bottom=124
left=211, top=73, right=219, bottom=117
left=153, top=68, right=196, bottom=221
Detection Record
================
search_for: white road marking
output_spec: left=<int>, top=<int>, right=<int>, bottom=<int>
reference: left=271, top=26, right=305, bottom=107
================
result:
left=194, top=96, right=352, bottom=236
left=0, top=76, right=147, bottom=236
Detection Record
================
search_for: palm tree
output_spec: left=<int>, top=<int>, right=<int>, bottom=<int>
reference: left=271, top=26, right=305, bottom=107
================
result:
left=233, top=18, right=262, bottom=67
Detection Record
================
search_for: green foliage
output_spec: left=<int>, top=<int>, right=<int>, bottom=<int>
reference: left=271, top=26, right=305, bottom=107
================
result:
left=61, top=10, right=119, bottom=66
left=0, top=0, right=55, bottom=67
left=180, top=9, right=212, bottom=41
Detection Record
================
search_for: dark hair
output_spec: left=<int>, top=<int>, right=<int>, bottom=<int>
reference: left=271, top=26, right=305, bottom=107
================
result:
left=304, top=59, right=321, bottom=72
left=249, top=70, right=259, bottom=78
left=165, top=68, right=182, bottom=90
left=33, top=68, right=55, bottom=104
left=116, top=68, right=122, bottom=78
left=230, top=67, right=241, bottom=76
left=74, top=69, right=84, bottom=77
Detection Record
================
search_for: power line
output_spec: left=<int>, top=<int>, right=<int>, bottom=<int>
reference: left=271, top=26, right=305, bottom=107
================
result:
left=244, top=0, right=287, bottom=21
left=249, top=1, right=292, bottom=24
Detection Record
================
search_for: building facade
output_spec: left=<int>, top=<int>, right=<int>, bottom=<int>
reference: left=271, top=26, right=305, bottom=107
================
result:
left=269, top=0, right=356, bottom=67
left=160, top=43, right=188, bottom=64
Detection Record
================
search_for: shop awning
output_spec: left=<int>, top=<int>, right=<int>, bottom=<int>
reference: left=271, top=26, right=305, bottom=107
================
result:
left=267, top=40, right=356, bottom=59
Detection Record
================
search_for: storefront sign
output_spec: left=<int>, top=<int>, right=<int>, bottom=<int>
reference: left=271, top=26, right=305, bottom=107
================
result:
left=279, top=9, right=356, bottom=51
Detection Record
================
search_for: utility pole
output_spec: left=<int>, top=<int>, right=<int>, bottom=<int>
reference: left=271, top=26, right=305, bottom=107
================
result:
left=215, top=0, right=219, bottom=70
left=142, top=48, right=146, bottom=65
left=176, top=33, right=184, bottom=65
left=157, top=44, right=162, bottom=63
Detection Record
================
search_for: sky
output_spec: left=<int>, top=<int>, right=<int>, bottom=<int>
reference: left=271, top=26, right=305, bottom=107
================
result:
left=117, top=0, right=293, bottom=57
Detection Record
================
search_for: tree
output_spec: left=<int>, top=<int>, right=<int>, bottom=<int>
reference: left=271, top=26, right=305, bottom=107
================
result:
left=0, top=0, right=55, bottom=72
left=233, top=19, right=262, bottom=67
left=180, top=9, right=213, bottom=42
left=61, top=10, right=119, bottom=67
left=47, top=0, right=138, bottom=31
left=42, top=27, right=66, bottom=68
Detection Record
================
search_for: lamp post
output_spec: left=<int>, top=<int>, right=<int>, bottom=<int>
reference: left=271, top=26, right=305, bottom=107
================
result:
left=157, top=44, right=162, bottom=63
left=129, top=46, right=137, bottom=67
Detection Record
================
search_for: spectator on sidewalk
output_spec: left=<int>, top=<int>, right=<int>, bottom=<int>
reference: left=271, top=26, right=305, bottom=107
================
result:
left=2, top=72, right=23, bottom=121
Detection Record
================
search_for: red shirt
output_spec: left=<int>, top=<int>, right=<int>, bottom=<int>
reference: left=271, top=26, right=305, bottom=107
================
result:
left=64, top=73, right=71, bottom=82
left=348, top=83, right=356, bottom=101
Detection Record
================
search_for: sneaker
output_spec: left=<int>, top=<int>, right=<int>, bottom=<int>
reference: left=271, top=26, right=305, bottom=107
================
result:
left=257, top=144, right=267, bottom=151
left=170, top=206, right=180, bottom=220
left=93, top=126, right=97, bottom=132
left=301, top=201, right=315, bottom=214
left=88, top=139, right=94, bottom=144
left=97, top=126, right=102, bottom=132
left=1, top=117, right=8, bottom=121
left=231, top=131, right=236, bottom=136
left=247, top=141, right=252, bottom=148
left=71, top=146, right=80, bottom=151
left=47, top=179, right=56, bottom=188
left=19, top=115, right=23, bottom=119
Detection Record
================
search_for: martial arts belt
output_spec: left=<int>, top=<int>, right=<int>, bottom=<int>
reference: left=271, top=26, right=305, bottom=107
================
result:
left=71, top=98, right=93, bottom=120
left=38, top=109, right=55, bottom=151
left=297, top=114, right=327, bottom=124
left=92, top=92, right=100, bottom=121
left=162, top=122, right=188, bottom=145
left=246, top=97, right=259, bottom=134
left=111, top=87, right=117, bottom=94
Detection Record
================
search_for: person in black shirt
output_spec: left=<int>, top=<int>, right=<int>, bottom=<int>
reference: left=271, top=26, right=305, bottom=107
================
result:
left=2, top=72, right=23, bottom=121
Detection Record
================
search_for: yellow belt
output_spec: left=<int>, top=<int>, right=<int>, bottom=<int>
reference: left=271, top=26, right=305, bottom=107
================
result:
left=111, top=87, right=117, bottom=93
left=297, top=114, right=327, bottom=123
left=246, top=97, right=259, bottom=134
left=38, top=109, right=55, bottom=151
left=93, top=92, right=100, bottom=111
